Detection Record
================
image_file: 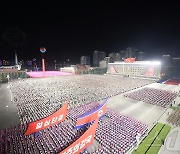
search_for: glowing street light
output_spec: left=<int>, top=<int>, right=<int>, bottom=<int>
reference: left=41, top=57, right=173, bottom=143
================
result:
left=6, top=105, right=8, bottom=112
left=6, top=74, right=10, bottom=88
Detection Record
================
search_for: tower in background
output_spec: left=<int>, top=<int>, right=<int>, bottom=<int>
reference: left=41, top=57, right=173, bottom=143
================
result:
left=93, top=51, right=106, bottom=67
left=162, top=55, right=171, bottom=66
left=137, top=52, right=145, bottom=61
left=15, top=52, right=18, bottom=65
left=80, top=56, right=90, bottom=65
left=126, top=47, right=137, bottom=58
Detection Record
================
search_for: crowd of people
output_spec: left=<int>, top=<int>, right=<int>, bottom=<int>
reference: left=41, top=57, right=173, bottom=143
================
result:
left=10, top=75, right=153, bottom=124
left=0, top=102, right=98, bottom=154
left=124, top=87, right=178, bottom=108
left=0, top=102, right=148, bottom=154
left=0, top=75, right=155, bottom=153
left=95, top=109, right=148, bottom=154
left=167, top=110, right=180, bottom=126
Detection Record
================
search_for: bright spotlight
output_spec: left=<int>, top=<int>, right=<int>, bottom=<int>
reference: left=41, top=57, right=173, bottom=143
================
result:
left=151, top=61, right=161, bottom=65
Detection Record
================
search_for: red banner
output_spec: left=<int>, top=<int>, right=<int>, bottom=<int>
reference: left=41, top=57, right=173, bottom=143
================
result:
left=144, top=65, right=154, bottom=76
left=59, top=118, right=98, bottom=154
left=24, top=101, right=68, bottom=135
left=75, top=99, right=107, bottom=129
left=124, top=58, right=135, bottom=63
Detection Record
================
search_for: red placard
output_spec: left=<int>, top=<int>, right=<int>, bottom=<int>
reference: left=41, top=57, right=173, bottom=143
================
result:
left=59, top=118, right=98, bottom=154
left=24, top=101, right=68, bottom=135
left=75, top=99, right=107, bottom=129
left=124, top=58, right=135, bottom=63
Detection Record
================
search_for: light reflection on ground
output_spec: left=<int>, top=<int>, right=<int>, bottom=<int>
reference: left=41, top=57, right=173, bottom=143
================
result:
left=26, top=71, right=74, bottom=78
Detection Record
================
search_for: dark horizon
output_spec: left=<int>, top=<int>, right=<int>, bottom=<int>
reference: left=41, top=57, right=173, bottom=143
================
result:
left=0, top=1, right=180, bottom=64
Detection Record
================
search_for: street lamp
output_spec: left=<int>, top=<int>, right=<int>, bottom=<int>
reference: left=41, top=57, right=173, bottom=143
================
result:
left=6, top=74, right=10, bottom=88
left=33, top=58, right=37, bottom=71
left=6, top=105, right=8, bottom=112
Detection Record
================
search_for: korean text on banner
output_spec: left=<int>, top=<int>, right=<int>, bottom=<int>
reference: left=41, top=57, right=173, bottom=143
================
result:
left=24, top=101, right=68, bottom=135
left=59, top=118, right=98, bottom=154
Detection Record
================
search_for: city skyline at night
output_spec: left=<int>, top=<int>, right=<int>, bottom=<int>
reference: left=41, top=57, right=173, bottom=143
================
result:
left=0, top=1, right=180, bottom=64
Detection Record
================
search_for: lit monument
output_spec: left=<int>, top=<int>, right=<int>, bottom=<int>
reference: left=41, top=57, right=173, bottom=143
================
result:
left=40, top=47, right=46, bottom=72
left=26, top=47, right=73, bottom=78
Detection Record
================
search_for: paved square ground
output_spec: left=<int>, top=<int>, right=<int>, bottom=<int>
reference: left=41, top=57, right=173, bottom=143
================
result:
left=0, top=83, right=20, bottom=130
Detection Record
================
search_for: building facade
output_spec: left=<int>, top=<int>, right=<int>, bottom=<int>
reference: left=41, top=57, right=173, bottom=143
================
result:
left=120, top=51, right=126, bottom=60
left=93, top=51, right=106, bottom=67
left=80, top=56, right=90, bottom=65
left=162, top=55, right=171, bottom=65
left=137, top=52, right=145, bottom=61
left=107, top=61, right=161, bottom=79
left=108, top=52, right=121, bottom=62
left=125, top=47, right=137, bottom=58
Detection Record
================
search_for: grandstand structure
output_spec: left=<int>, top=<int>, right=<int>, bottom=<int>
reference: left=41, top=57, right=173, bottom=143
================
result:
left=107, top=61, right=161, bottom=79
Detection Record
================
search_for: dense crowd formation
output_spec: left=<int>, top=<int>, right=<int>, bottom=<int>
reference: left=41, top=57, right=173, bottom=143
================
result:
left=95, top=109, right=148, bottom=153
left=167, top=110, right=180, bottom=126
left=0, top=102, right=148, bottom=154
left=0, top=75, right=153, bottom=153
left=0, top=102, right=97, bottom=154
left=10, top=75, right=153, bottom=124
left=124, top=87, right=178, bottom=107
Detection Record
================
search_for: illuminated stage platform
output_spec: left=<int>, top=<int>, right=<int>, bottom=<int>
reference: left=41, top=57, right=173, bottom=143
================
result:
left=26, top=71, right=74, bottom=78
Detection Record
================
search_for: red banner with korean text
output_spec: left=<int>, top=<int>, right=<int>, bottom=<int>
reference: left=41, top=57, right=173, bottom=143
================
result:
left=59, top=118, right=98, bottom=154
left=75, top=98, right=108, bottom=129
left=124, top=58, right=135, bottom=63
left=24, top=101, right=68, bottom=135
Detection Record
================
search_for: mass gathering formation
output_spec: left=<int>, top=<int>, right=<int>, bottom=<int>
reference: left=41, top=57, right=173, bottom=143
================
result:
left=10, top=75, right=153, bottom=124
left=95, top=109, right=148, bottom=153
left=124, top=87, right=178, bottom=107
left=0, top=74, right=179, bottom=153
left=0, top=101, right=148, bottom=154
left=0, top=102, right=94, bottom=154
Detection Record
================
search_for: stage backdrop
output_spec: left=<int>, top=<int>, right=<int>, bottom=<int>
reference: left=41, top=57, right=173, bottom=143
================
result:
left=75, top=98, right=108, bottom=129
left=59, top=118, right=98, bottom=154
left=24, top=101, right=68, bottom=135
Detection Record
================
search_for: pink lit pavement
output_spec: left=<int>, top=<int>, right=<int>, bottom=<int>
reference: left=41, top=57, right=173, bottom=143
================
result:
left=26, top=71, right=74, bottom=78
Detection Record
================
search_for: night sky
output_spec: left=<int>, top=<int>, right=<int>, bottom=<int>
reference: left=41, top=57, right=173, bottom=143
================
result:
left=0, top=1, right=180, bottom=64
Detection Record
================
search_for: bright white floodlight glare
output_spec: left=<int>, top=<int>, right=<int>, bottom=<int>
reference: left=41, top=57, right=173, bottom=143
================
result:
left=151, top=61, right=161, bottom=65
